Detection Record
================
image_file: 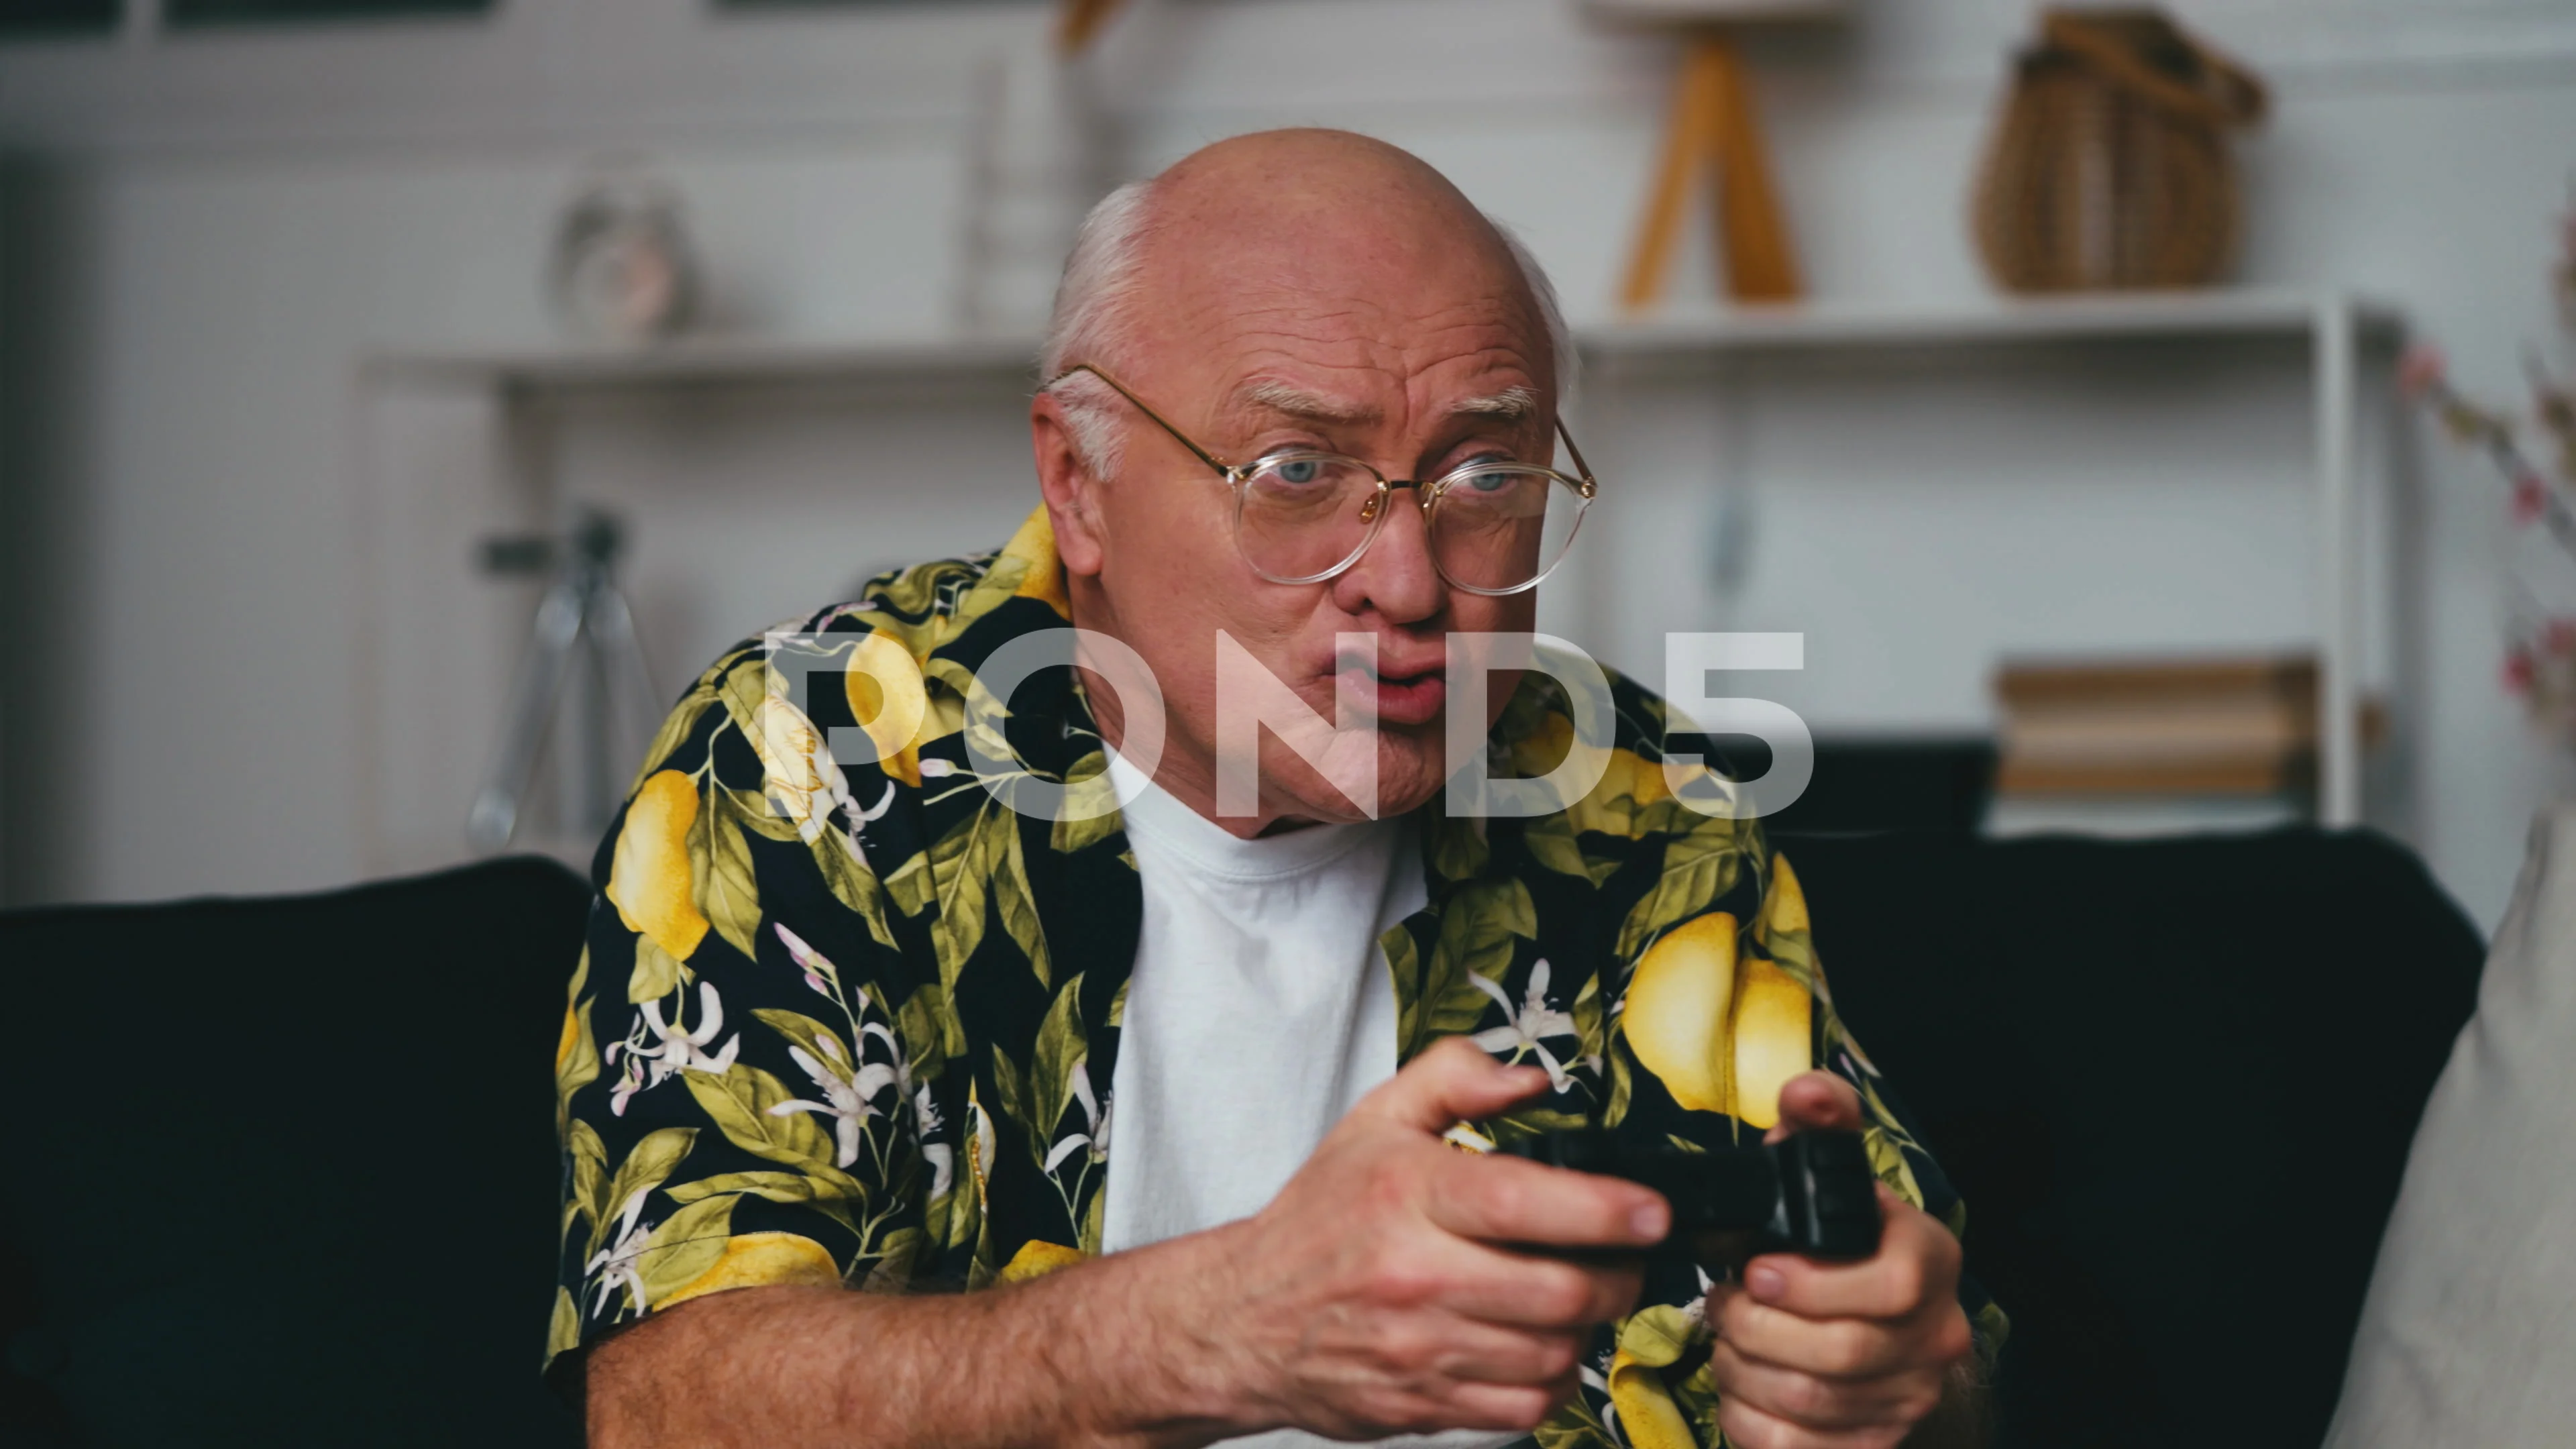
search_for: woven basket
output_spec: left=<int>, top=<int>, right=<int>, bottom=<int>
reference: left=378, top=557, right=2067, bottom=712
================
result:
left=1972, top=9, right=2267, bottom=293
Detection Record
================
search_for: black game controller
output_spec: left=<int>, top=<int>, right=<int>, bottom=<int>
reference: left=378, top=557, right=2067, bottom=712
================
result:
left=1497, top=1129, right=1884, bottom=1261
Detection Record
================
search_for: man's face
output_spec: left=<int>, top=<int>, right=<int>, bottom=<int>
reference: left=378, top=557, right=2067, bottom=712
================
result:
left=1036, top=162, right=1554, bottom=830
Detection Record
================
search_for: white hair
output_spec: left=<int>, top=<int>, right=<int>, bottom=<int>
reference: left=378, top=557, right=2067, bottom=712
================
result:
left=1038, top=178, right=1162, bottom=480
left=1036, top=179, right=1578, bottom=480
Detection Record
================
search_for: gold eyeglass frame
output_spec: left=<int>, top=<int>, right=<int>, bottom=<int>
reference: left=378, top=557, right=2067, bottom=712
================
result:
left=1042, top=362, right=1601, bottom=597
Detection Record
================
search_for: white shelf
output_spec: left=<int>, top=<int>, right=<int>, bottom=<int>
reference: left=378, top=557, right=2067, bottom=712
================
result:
left=365, top=333, right=1047, bottom=394
left=1584, top=287, right=2406, bottom=362
left=366, top=288, right=2406, bottom=395
left=360, top=285, right=2406, bottom=830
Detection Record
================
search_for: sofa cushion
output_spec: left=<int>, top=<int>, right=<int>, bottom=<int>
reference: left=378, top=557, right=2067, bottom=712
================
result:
left=2325, top=806, right=2576, bottom=1447
left=1780, top=828, right=2485, bottom=1449
left=0, top=857, right=592, bottom=1448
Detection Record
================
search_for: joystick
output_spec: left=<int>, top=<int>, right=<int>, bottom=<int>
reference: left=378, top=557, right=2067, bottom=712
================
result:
left=1497, top=1128, right=1883, bottom=1261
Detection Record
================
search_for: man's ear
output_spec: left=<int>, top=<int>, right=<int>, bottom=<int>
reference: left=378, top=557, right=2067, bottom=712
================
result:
left=1030, top=394, right=1110, bottom=579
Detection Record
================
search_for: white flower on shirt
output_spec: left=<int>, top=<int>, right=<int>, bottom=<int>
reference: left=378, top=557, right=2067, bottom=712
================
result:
left=854, top=778, right=898, bottom=824
left=863, top=1020, right=912, bottom=1102
left=1469, top=957, right=1580, bottom=1093
left=751, top=692, right=856, bottom=846
left=604, top=981, right=742, bottom=1116
left=1042, top=1057, right=1112, bottom=1175
left=916, top=1086, right=955, bottom=1199
left=773, top=921, right=842, bottom=998
left=769, top=1032, right=899, bottom=1169
left=584, top=1187, right=653, bottom=1318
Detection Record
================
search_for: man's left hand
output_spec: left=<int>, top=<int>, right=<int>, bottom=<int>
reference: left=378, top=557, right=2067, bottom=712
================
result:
left=1703, top=1071, right=1974, bottom=1448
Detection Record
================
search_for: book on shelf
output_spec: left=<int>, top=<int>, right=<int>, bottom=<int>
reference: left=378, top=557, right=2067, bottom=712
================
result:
left=1992, top=655, right=2372, bottom=798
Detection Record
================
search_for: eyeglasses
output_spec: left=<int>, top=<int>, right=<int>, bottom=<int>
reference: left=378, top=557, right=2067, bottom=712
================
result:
left=1044, top=363, right=1599, bottom=596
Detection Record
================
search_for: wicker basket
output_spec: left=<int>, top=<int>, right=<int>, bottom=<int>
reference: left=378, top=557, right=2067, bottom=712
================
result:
left=1972, top=9, right=2267, bottom=293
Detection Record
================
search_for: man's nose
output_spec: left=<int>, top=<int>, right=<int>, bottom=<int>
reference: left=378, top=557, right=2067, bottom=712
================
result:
left=1330, top=487, right=1444, bottom=625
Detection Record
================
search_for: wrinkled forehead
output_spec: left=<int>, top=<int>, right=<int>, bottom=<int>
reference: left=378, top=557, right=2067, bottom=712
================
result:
left=1128, top=192, right=1554, bottom=409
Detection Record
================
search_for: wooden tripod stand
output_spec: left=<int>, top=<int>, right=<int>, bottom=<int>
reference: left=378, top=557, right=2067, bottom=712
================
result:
left=1619, top=32, right=1805, bottom=309
left=1056, top=0, right=1126, bottom=54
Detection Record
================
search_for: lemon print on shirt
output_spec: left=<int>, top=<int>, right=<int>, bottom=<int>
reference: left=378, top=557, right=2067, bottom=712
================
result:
left=607, top=769, right=711, bottom=961
left=843, top=629, right=929, bottom=788
left=1621, top=910, right=1811, bottom=1129
left=656, top=1232, right=841, bottom=1311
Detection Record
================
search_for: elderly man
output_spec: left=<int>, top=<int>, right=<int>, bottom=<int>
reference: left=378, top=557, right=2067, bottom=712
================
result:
left=552, top=129, right=2001, bottom=1448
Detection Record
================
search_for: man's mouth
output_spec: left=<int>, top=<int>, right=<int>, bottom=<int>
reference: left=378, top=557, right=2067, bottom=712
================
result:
left=1336, top=653, right=1447, bottom=728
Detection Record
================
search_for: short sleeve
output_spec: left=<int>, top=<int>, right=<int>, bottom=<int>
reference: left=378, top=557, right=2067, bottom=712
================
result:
left=546, top=641, right=943, bottom=1376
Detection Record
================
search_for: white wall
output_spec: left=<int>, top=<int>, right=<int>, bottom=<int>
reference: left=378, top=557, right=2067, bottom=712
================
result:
left=1, top=0, right=2570, bottom=926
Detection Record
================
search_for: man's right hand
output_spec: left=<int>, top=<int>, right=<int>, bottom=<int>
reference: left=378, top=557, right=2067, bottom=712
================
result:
left=586, top=1038, right=1666, bottom=1449
left=1173, top=1036, right=1671, bottom=1440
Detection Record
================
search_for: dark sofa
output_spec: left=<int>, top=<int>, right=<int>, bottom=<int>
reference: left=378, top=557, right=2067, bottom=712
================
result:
left=0, top=830, right=2484, bottom=1447
left=0, top=859, right=592, bottom=1448
left=1784, top=830, right=2483, bottom=1448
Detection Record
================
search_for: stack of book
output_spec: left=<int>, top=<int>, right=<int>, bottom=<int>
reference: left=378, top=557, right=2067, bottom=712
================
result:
left=1993, top=655, right=2329, bottom=800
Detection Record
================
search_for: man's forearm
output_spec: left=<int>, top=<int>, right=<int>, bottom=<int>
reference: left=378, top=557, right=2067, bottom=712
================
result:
left=584, top=1232, right=1244, bottom=1449
left=580, top=1046, right=1672, bottom=1446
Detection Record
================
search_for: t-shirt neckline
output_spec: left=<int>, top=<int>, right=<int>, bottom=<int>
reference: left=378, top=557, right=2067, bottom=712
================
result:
left=1104, top=751, right=1396, bottom=885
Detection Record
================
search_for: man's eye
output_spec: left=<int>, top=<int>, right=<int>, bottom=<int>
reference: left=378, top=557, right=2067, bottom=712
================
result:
left=1276, top=458, right=1323, bottom=485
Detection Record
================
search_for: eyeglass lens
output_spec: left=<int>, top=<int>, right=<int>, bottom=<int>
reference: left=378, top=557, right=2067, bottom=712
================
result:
left=1234, top=456, right=1587, bottom=590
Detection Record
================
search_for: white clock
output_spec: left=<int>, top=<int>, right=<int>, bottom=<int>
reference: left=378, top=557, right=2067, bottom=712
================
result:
left=549, top=162, right=700, bottom=347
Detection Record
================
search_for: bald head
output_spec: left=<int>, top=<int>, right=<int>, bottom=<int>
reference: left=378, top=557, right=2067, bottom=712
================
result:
left=1026, top=127, right=1579, bottom=834
left=1041, top=129, right=1569, bottom=476
left=1148, top=129, right=1523, bottom=309
left=1159, top=127, right=1479, bottom=215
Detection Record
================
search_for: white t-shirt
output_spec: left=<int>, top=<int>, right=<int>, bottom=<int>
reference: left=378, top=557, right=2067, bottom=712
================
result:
left=1099, top=755, right=1513, bottom=1449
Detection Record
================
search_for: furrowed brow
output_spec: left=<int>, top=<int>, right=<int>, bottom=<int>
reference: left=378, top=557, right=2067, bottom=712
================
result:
left=1235, top=378, right=1381, bottom=427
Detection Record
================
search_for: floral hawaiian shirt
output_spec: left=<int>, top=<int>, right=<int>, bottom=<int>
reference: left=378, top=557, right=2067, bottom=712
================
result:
left=549, top=507, right=2004, bottom=1446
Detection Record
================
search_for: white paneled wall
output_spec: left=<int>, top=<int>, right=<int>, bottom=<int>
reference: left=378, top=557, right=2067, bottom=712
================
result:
left=1, top=0, right=2571, bottom=926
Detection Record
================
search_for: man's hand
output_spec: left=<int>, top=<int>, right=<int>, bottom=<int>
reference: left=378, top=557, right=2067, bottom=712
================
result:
left=1703, top=1071, right=1974, bottom=1448
left=585, top=1038, right=1660, bottom=1449
left=1190, top=1036, right=1670, bottom=1440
